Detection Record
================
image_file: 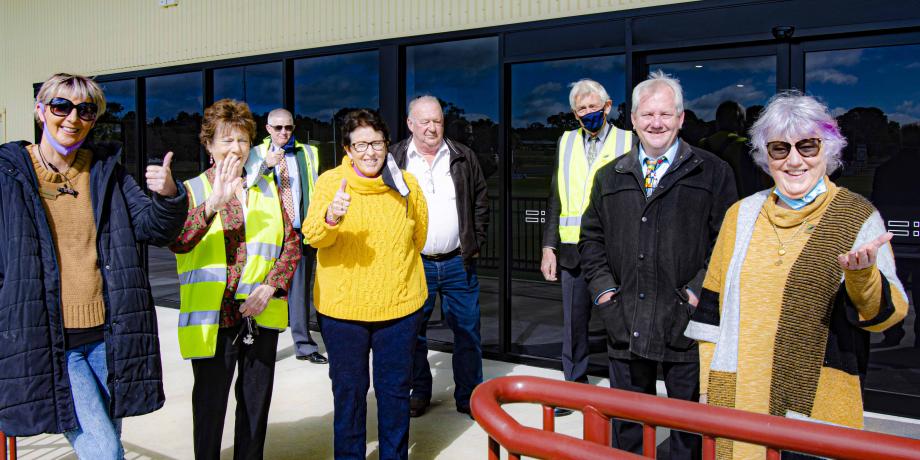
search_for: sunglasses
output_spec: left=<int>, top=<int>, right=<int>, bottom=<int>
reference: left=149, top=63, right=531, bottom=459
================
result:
left=270, top=124, right=294, bottom=132
left=47, top=97, right=99, bottom=122
left=766, top=138, right=822, bottom=160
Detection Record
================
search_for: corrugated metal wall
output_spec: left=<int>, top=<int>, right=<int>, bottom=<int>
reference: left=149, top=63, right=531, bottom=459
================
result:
left=0, top=0, right=693, bottom=139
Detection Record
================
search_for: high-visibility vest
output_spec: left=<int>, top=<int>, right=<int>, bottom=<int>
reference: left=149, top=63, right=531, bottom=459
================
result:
left=175, top=171, right=288, bottom=359
left=254, top=138, right=319, bottom=202
left=557, top=126, right=633, bottom=243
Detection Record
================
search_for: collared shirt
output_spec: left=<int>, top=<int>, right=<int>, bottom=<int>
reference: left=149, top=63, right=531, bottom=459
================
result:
left=269, top=143, right=303, bottom=229
left=582, top=123, right=613, bottom=167
left=638, top=140, right=680, bottom=181
left=405, top=139, right=460, bottom=255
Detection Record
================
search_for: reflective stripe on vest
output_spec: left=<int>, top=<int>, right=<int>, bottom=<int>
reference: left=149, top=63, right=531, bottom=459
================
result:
left=557, top=127, right=632, bottom=243
left=175, top=171, right=288, bottom=359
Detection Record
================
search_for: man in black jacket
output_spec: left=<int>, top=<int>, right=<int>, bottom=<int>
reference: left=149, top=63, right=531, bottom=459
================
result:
left=578, top=71, right=737, bottom=458
left=389, top=95, right=490, bottom=418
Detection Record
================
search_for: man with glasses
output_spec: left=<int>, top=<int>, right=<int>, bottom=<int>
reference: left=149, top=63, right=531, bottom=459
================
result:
left=541, top=79, right=633, bottom=416
left=390, top=95, right=490, bottom=418
left=248, top=108, right=327, bottom=364
left=578, top=72, right=736, bottom=458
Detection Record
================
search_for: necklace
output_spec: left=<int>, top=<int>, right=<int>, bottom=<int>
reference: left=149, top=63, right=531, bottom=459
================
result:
left=36, top=144, right=79, bottom=197
left=761, top=210, right=813, bottom=266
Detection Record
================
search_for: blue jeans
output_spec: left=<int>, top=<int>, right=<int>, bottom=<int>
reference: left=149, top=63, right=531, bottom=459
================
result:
left=412, top=256, right=483, bottom=408
left=320, top=309, right=422, bottom=460
left=64, top=340, right=124, bottom=460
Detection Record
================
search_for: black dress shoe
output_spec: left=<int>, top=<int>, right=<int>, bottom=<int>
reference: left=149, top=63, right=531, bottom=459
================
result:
left=410, top=398, right=430, bottom=418
left=554, top=408, right=574, bottom=417
left=456, top=405, right=474, bottom=420
left=296, top=352, right=328, bottom=364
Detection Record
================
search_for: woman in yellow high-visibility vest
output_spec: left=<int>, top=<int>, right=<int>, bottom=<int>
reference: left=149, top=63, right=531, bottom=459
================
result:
left=169, top=99, right=301, bottom=459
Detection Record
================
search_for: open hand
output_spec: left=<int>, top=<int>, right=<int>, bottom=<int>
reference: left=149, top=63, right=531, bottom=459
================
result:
left=207, top=155, right=243, bottom=213
left=146, top=152, right=178, bottom=197
left=837, top=232, right=894, bottom=271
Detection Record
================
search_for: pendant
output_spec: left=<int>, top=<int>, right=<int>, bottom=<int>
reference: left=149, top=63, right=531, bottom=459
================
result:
left=778, top=248, right=786, bottom=256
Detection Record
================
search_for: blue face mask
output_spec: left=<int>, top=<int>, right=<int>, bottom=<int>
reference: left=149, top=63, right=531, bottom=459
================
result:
left=578, top=109, right=606, bottom=134
left=774, top=177, right=827, bottom=210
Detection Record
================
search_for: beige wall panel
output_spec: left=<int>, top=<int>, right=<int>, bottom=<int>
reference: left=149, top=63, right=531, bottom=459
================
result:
left=0, top=0, right=694, bottom=139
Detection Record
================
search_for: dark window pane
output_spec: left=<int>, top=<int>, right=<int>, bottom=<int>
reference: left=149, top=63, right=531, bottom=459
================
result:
left=406, top=37, right=500, bottom=349
left=651, top=55, right=776, bottom=198
left=146, top=72, right=203, bottom=183
left=96, top=80, right=137, bottom=178
left=509, top=55, right=626, bottom=362
left=807, top=44, right=920, bottom=400
left=294, top=51, right=379, bottom=172
left=214, top=62, right=283, bottom=142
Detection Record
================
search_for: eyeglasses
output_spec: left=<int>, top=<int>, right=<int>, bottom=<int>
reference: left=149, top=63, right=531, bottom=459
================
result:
left=47, top=97, right=98, bottom=122
left=269, top=125, right=294, bottom=132
left=350, top=140, right=387, bottom=152
left=766, top=138, right=823, bottom=160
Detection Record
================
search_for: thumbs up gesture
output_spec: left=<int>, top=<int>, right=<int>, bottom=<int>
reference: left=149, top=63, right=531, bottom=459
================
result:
left=326, top=178, right=351, bottom=223
left=146, top=151, right=178, bottom=197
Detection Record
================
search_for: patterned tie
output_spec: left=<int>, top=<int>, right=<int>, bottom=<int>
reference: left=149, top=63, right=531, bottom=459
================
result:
left=643, top=157, right=666, bottom=197
left=276, top=154, right=296, bottom=224
left=586, top=136, right=599, bottom=166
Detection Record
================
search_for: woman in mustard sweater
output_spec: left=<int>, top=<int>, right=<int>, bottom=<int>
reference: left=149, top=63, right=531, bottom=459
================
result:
left=684, top=93, right=908, bottom=459
left=304, top=109, right=428, bottom=460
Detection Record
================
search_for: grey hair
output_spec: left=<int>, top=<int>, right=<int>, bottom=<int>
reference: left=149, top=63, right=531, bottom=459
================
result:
left=568, top=79, right=610, bottom=111
left=631, top=70, right=684, bottom=114
left=749, top=91, right=846, bottom=175
left=407, top=95, right=442, bottom=118
left=267, top=108, right=293, bottom=122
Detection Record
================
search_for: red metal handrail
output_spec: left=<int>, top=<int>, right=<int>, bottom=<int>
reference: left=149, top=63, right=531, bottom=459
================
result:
left=0, top=432, right=15, bottom=460
left=470, top=376, right=920, bottom=460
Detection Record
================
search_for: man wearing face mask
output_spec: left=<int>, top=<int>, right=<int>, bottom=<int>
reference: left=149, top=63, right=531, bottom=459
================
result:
left=247, top=108, right=328, bottom=364
left=541, top=79, right=633, bottom=416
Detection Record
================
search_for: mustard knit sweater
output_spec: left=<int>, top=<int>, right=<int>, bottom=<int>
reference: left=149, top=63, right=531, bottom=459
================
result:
left=304, top=157, right=428, bottom=322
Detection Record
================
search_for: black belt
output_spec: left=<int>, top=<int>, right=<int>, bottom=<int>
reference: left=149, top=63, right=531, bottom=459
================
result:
left=421, top=247, right=461, bottom=262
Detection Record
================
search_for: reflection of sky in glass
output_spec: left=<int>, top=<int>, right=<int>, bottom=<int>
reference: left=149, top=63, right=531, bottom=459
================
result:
left=146, top=72, right=202, bottom=120
left=214, top=62, right=282, bottom=116
left=294, top=51, right=379, bottom=121
left=100, top=80, right=136, bottom=116
left=806, top=45, right=920, bottom=125
left=511, top=55, right=626, bottom=128
left=406, top=37, right=499, bottom=121
left=652, top=55, right=776, bottom=121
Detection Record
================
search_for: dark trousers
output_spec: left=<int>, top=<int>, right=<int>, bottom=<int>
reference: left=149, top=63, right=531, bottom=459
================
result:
left=609, top=357, right=701, bottom=460
left=883, top=259, right=919, bottom=345
left=191, top=325, right=279, bottom=460
left=561, top=266, right=592, bottom=383
left=289, top=239, right=320, bottom=356
left=320, top=309, right=422, bottom=460
left=411, top=256, right=483, bottom=408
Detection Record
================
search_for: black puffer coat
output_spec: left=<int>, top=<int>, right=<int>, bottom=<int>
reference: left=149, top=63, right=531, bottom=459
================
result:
left=0, top=141, right=187, bottom=436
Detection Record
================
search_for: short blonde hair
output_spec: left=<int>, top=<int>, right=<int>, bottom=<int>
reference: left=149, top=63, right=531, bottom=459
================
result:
left=34, top=73, right=107, bottom=122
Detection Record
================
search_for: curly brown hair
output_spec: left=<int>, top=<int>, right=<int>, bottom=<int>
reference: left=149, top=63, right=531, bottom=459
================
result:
left=199, top=99, right=256, bottom=146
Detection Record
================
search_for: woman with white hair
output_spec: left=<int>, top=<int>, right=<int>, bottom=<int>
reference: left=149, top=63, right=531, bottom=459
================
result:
left=684, top=92, right=908, bottom=459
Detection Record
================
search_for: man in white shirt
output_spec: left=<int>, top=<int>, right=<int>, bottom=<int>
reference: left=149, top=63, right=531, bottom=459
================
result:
left=389, top=96, right=490, bottom=418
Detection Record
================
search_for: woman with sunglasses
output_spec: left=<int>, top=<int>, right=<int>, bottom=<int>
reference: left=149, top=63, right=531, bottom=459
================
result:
left=0, top=73, right=187, bottom=458
left=303, top=109, right=427, bottom=460
left=684, top=92, right=908, bottom=459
